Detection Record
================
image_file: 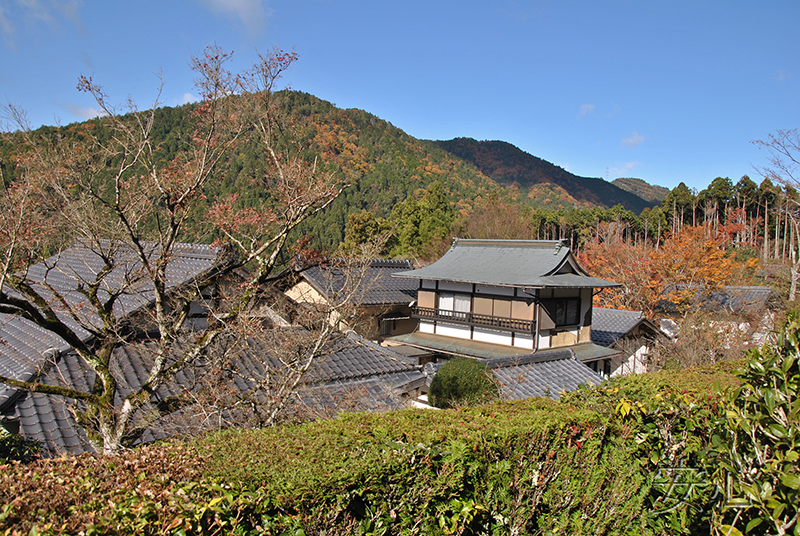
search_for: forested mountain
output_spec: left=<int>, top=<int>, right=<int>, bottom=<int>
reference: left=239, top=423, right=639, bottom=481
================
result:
left=612, top=177, right=670, bottom=204
left=432, top=138, right=657, bottom=213
left=1, top=91, right=657, bottom=253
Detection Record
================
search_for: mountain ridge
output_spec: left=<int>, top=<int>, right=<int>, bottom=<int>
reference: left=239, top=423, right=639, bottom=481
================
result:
left=612, top=177, right=670, bottom=204
left=1, top=91, right=662, bottom=252
left=431, top=138, right=657, bottom=213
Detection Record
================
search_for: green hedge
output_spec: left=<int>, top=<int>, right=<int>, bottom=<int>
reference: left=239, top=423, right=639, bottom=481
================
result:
left=0, top=364, right=742, bottom=535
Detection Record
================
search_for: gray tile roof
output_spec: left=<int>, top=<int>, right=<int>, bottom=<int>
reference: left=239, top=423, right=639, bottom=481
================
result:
left=308, top=333, right=420, bottom=382
left=656, top=285, right=779, bottom=315
left=0, top=240, right=221, bottom=407
left=301, top=259, right=418, bottom=306
left=490, top=352, right=604, bottom=400
left=393, top=239, right=619, bottom=289
left=4, top=331, right=424, bottom=455
left=591, top=307, right=647, bottom=347
left=424, top=349, right=604, bottom=401
left=702, top=286, right=778, bottom=315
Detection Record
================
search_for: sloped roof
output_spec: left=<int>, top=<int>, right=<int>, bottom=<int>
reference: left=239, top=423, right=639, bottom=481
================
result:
left=700, top=286, right=778, bottom=315
left=424, top=349, right=603, bottom=401
left=388, top=331, right=539, bottom=360
left=591, top=307, right=654, bottom=347
left=301, top=259, right=418, bottom=306
left=393, top=239, right=619, bottom=289
left=655, top=285, right=779, bottom=316
left=489, top=351, right=604, bottom=400
left=308, top=332, right=419, bottom=382
left=4, top=331, right=423, bottom=455
left=0, top=241, right=221, bottom=407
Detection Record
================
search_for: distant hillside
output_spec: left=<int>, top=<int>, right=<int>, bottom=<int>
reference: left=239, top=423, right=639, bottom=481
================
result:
left=612, top=177, right=670, bottom=204
left=2, top=94, right=657, bottom=255
left=1, top=92, right=511, bottom=253
left=432, top=138, right=656, bottom=213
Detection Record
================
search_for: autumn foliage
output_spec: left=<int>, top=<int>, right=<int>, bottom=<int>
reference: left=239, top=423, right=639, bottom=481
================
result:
left=579, top=224, right=759, bottom=315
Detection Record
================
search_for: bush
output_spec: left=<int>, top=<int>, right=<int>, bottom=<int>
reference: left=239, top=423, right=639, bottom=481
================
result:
left=0, top=431, right=40, bottom=464
left=706, top=312, right=800, bottom=536
left=428, top=357, right=499, bottom=408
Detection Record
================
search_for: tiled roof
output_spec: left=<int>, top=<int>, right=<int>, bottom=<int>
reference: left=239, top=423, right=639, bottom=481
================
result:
left=4, top=331, right=424, bottom=455
left=301, top=259, right=418, bottom=306
left=424, top=348, right=603, bottom=401
left=591, top=307, right=647, bottom=347
left=655, top=285, right=779, bottom=315
left=308, top=333, right=420, bottom=382
left=489, top=352, right=604, bottom=400
left=0, top=241, right=221, bottom=407
left=701, top=286, right=778, bottom=315
left=393, top=239, right=619, bottom=289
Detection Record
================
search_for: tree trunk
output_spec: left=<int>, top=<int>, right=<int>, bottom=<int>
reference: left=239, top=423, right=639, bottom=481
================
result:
left=656, top=220, right=661, bottom=250
left=776, top=204, right=781, bottom=260
left=761, top=199, right=768, bottom=259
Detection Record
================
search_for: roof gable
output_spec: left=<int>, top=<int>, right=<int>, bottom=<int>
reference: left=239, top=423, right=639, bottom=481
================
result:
left=591, top=307, right=663, bottom=347
left=394, top=239, right=618, bottom=289
left=301, top=258, right=418, bottom=306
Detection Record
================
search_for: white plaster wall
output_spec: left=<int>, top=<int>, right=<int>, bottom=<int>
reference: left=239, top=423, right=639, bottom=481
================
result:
left=285, top=281, right=326, bottom=305
left=538, top=330, right=551, bottom=348
left=513, top=332, right=535, bottom=349
left=611, top=345, right=650, bottom=377
left=473, top=327, right=513, bottom=346
left=580, top=288, right=592, bottom=326
left=420, top=320, right=435, bottom=334
left=436, top=322, right=471, bottom=339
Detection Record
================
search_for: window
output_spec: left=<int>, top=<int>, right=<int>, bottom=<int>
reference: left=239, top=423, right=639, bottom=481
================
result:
left=380, top=318, right=392, bottom=336
left=542, top=298, right=580, bottom=327
left=589, top=359, right=612, bottom=378
left=438, top=292, right=471, bottom=320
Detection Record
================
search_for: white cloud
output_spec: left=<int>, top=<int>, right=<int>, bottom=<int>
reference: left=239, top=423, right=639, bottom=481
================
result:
left=578, top=103, right=594, bottom=117
left=56, top=0, right=86, bottom=36
left=17, top=0, right=53, bottom=22
left=198, top=0, right=271, bottom=36
left=62, top=103, right=106, bottom=120
left=0, top=3, right=16, bottom=46
left=1, top=0, right=86, bottom=47
left=609, top=161, right=640, bottom=178
left=176, top=92, right=198, bottom=105
left=775, top=70, right=790, bottom=82
left=621, top=131, right=645, bottom=148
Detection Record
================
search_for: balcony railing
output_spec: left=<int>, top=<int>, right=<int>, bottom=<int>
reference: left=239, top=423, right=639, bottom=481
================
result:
left=412, top=306, right=535, bottom=333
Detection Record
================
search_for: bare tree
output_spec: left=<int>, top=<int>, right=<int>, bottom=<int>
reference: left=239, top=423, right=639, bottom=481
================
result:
left=0, top=46, right=347, bottom=454
left=754, top=129, right=800, bottom=299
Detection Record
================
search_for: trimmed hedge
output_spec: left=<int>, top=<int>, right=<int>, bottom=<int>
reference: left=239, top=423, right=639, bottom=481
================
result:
left=0, top=363, right=741, bottom=535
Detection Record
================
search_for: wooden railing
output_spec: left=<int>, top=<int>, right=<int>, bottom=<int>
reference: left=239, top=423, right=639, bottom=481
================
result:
left=412, top=306, right=534, bottom=333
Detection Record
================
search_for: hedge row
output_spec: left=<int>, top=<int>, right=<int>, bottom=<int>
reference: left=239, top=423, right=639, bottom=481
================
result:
left=0, top=364, right=741, bottom=535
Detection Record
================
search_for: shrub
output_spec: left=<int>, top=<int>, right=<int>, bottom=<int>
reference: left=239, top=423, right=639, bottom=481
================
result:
left=0, top=430, right=40, bottom=464
left=706, top=312, right=800, bottom=536
left=428, top=357, right=499, bottom=408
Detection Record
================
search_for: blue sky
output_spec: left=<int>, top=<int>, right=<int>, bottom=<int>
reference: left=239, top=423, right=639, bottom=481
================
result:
left=1, top=1, right=798, bottom=192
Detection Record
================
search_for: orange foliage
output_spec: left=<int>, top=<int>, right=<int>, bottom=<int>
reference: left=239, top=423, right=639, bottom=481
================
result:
left=579, top=225, right=758, bottom=315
